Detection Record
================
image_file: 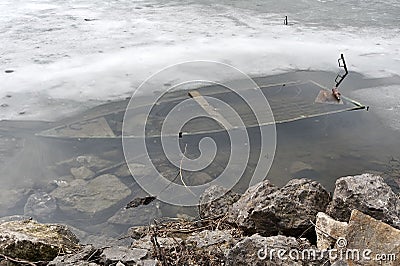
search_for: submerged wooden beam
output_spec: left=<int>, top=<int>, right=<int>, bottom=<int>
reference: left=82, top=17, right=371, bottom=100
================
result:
left=188, top=90, right=234, bottom=130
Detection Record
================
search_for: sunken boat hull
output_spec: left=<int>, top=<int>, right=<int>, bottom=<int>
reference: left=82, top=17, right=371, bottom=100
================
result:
left=37, top=80, right=365, bottom=139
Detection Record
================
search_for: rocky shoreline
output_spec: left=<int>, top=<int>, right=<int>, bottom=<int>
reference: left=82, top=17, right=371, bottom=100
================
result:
left=0, top=173, right=399, bottom=265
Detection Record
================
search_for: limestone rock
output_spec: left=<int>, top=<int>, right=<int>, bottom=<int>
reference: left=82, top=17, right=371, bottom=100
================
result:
left=82, top=233, right=130, bottom=249
left=128, top=225, right=150, bottom=240
left=50, top=175, right=75, bottom=188
left=289, top=161, right=313, bottom=175
left=131, top=235, right=182, bottom=251
left=24, top=191, right=57, bottom=221
left=344, top=210, right=400, bottom=266
left=253, top=178, right=330, bottom=237
left=227, top=179, right=278, bottom=233
left=71, top=166, right=95, bottom=180
left=75, top=155, right=114, bottom=172
left=0, top=215, right=32, bottom=223
left=315, top=212, right=348, bottom=250
left=0, top=219, right=80, bottom=261
left=55, top=154, right=114, bottom=175
left=108, top=202, right=161, bottom=226
left=225, top=234, right=324, bottom=266
left=326, top=173, right=400, bottom=228
left=199, top=185, right=240, bottom=219
left=51, top=174, right=131, bottom=215
left=228, top=178, right=330, bottom=237
left=100, top=246, right=148, bottom=265
left=140, top=260, right=158, bottom=266
left=186, top=229, right=239, bottom=254
left=49, top=245, right=100, bottom=266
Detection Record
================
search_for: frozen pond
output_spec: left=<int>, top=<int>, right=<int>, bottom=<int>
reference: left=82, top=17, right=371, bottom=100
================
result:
left=0, top=0, right=399, bottom=246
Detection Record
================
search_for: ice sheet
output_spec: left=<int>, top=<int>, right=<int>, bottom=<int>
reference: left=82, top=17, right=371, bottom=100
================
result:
left=1, top=0, right=399, bottom=121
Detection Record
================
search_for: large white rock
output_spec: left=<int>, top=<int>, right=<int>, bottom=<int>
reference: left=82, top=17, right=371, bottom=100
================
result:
left=326, top=173, right=400, bottom=229
left=315, top=212, right=348, bottom=250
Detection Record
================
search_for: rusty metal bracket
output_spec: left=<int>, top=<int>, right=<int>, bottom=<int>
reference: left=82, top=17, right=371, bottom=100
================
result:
left=334, top=54, right=348, bottom=88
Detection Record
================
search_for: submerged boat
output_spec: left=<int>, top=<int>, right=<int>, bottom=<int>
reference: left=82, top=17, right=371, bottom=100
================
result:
left=37, top=79, right=365, bottom=139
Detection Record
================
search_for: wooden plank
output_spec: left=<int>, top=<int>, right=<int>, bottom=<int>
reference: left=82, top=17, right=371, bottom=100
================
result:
left=188, top=90, right=234, bottom=130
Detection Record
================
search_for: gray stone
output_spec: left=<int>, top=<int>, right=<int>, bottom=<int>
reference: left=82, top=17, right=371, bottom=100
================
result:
left=131, top=235, right=182, bottom=251
left=76, top=155, right=115, bottom=172
left=228, top=178, right=330, bottom=237
left=326, top=173, right=400, bottom=228
left=127, top=225, right=150, bottom=240
left=127, top=163, right=153, bottom=177
left=250, top=178, right=331, bottom=237
left=289, top=161, right=313, bottom=175
left=24, top=191, right=57, bottom=221
left=141, top=260, right=158, bottom=266
left=199, top=185, right=240, bottom=219
left=0, top=219, right=80, bottom=261
left=227, top=179, right=278, bottom=232
left=71, top=166, right=95, bottom=180
left=108, top=202, right=161, bottom=226
left=315, top=212, right=348, bottom=250
left=225, top=234, right=324, bottom=266
left=0, top=215, right=32, bottom=223
left=56, top=154, right=114, bottom=174
left=185, top=229, right=240, bottom=264
left=100, top=246, right=148, bottom=265
left=50, top=175, right=75, bottom=188
left=186, top=229, right=239, bottom=254
left=49, top=245, right=100, bottom=266
left=51, top=174, right=131, bottom=215
left=82, top=233, right=130, bottom=249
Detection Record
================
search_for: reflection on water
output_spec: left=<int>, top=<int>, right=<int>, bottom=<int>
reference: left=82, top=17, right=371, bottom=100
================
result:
left=0, top=71, right=400, bottom=245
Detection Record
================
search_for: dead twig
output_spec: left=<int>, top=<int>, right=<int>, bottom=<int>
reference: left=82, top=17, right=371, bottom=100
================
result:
left=0, top=253, right=44, bottom=266
left=179, top=144, right=196, bottom=196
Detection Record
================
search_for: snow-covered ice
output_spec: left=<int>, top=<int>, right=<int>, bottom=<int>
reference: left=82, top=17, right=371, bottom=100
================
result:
left=1, top=0, right=399, bottom=121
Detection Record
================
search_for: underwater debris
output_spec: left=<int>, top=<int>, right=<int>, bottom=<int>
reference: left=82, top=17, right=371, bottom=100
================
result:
left=126, top=196, right=157, bottom=209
